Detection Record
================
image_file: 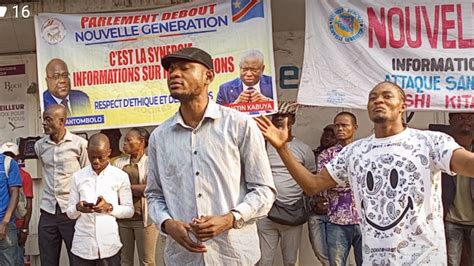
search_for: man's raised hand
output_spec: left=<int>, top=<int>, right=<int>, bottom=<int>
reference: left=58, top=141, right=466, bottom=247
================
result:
left=254, top=115, right=289, bottom=150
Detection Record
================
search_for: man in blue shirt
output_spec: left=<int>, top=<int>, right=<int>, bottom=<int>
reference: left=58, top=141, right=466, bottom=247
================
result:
left=0, top=153, right=22, bottom=265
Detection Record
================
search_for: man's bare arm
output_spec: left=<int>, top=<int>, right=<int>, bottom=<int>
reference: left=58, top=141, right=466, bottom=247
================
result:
left=3, top=187, right=19, bottom=224
left=450, top=148, right=474, bottom=177
left=276, top=145, right=337, bottom=195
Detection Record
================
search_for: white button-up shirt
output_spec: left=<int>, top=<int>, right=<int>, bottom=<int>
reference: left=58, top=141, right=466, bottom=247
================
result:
left=145, top=100, right=276, bottom=265
left=35, top=130, right=89, bottom=213
left=67, top=164, right=134, bottom=260
left=243, top=80, right=261, bottom=94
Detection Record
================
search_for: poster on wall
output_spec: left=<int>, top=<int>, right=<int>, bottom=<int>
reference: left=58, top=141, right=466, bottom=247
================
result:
left=0, top=64, right=29, bottom=144
left=299, top=0, right=473, bottom=111
left=34, top=0, right=277, bottom=131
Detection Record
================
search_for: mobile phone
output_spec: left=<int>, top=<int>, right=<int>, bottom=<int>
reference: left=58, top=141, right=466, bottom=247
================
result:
left=189, top=218, right=202, bottom=245
left=188, top=230, right=202, bottom=245
left=83, top=202, right=95, bottom=207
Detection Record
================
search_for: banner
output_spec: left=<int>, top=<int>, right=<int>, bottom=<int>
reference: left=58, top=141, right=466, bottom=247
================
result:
left=299, top=0, right=473, bottom=111
left=34, top=0, right=277, bottom=131
left=0, top=64, right=29, bottom=144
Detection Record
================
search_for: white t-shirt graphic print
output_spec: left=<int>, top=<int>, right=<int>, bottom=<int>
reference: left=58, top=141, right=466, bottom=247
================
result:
left=326, top=128, right=461, bottom=265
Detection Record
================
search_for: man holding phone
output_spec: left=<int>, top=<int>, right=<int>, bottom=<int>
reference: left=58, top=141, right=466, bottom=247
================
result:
left=67, top=133, right=133, bottom=265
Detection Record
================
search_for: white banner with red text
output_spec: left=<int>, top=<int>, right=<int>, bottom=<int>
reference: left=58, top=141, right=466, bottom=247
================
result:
left=299, top=0, right=473, bottom=111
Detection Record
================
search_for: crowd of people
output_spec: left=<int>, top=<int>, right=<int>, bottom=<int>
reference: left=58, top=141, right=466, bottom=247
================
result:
left=0, top=47, right=472, bottom=266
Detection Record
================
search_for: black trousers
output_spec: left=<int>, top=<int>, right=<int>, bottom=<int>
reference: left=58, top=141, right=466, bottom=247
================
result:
left=38, top=205, right=76, bottom=266
left=72, top=251, right=121, bottom=266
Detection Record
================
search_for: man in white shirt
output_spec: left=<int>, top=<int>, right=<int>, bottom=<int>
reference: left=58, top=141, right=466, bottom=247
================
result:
left=256, top=81, right=474, bottom=265
left=67, top=133, right=133, bottom=265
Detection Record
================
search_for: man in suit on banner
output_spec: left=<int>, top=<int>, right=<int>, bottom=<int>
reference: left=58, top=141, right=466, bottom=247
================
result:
left=43, top=58, right=91, bottom=117
left=217, top=49, right=273, bottom=106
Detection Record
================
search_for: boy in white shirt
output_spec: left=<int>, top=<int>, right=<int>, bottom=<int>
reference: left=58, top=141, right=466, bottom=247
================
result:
left=67, top=133, right=133, bottom=265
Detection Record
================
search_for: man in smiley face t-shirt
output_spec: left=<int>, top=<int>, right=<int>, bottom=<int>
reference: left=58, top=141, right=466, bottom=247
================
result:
left=256, top=81, right=474, bottom=266
left=326, top=127, right=460, bottom=264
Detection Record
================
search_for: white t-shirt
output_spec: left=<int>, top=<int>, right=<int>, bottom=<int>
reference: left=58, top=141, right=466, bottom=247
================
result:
left=326, top=128, right=461, bottom=265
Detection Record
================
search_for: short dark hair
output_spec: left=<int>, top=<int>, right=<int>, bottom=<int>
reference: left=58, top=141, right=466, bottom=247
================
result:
left=129, top=127, right=150, bottom=148
left=449, top=112, right=474, bottom=121
left=373, top=81, right=406, bottom=103
left=335, top=111, right=357, bottom=125
left=323, top=124, right=335, bottom=132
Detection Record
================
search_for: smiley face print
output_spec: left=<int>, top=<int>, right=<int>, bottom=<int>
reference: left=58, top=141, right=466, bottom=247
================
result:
left=358, top=153, right=427, bottom=236
left=363, top=168, right=414, bottom=231
left=326, top=128, right=459, bottom=264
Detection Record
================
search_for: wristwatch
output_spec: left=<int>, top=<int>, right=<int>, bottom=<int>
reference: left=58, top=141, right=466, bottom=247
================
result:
left=231, top=210, right=245, bottom=229
left=20, top=228, right=28, bottom=234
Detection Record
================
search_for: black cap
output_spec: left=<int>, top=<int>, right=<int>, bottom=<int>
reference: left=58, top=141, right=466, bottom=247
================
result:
left=161, top=47, right=213, bottom=71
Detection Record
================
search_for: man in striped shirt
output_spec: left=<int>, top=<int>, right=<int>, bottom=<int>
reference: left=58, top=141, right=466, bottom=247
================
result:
left=145, top=47, right=276, bottom=265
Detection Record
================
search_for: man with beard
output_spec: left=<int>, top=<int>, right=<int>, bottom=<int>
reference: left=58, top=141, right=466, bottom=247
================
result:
left=256, top=81, right=474, bottom=265
left=442, top=112, right=473, bottom=266
left=145, top=47, right=276, bottom=265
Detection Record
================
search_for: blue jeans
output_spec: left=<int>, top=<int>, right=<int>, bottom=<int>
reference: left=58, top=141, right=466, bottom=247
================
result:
left=307, top=214, right=329, bottom=266
left=16, top=237, right=25, bottom=266
left=445, top=221, right=472, bottom=266
left=0, top=223, right=18, bottom=266
left=327, top=223, right=362, bottom=266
